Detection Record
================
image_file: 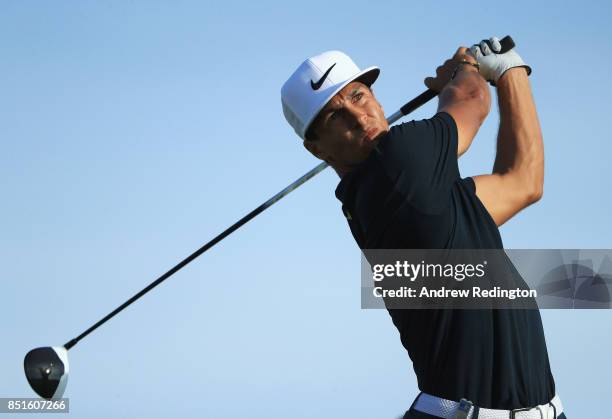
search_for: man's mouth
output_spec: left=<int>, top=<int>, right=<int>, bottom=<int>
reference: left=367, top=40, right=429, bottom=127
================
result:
left=363, top=127, right=380, bottom=142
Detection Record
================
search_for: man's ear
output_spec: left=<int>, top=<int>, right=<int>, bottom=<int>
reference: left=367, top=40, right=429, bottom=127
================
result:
left=303, top=140, right=324, bottom=160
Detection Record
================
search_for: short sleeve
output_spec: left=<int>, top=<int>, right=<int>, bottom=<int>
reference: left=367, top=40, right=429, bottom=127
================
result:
left=461, top=176, right=476, bottom=194
left=372, top=111, right=460, bottom=213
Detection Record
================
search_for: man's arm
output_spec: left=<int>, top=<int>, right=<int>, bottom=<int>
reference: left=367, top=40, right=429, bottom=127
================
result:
left=425, top=47, right=491, bottom=157
left=472, top=67, right=544, bottom=226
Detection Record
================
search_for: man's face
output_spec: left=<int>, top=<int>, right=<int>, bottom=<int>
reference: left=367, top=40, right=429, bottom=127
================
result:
left=303, top=81, right=389, bottom=174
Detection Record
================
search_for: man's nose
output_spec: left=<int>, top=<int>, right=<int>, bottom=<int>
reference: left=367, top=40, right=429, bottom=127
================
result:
left=345, top=104, right=368, bottom=130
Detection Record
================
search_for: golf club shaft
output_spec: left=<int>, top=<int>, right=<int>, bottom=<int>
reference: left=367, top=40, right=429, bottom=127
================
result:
left=63, top=89, right=438, bottom=350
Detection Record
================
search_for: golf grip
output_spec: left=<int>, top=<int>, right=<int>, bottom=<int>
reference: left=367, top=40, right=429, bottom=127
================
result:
left=494, top=35, right=515, bottom=54
left=391, top=35, right=515, bottom=122
left=63, top=36, right=515, bottom=351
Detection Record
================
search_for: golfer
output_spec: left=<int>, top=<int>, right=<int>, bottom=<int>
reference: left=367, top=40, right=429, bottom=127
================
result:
left=281, top=37, right=565, bottom=418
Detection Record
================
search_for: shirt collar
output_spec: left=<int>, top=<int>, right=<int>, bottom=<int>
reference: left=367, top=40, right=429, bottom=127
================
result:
left=334, top=131, right=390, bottom=203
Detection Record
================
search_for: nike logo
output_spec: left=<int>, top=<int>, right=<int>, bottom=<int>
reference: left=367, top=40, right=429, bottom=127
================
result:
left=310, top=63, right=336, bottom=90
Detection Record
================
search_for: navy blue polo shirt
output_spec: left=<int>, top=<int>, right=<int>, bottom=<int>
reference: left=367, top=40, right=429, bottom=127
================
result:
left=335, top=112, right=555, bottom=409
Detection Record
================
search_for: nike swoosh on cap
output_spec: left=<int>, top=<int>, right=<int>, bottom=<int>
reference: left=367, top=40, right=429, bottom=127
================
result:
left=310, top=63, right=336, bottom=90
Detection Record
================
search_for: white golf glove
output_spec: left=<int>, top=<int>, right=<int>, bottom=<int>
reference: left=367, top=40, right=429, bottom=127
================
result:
left=470, top=36, right=531, bottom=85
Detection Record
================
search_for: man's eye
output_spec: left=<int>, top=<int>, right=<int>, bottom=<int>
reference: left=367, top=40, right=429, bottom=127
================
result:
left=353, top=93, right=363, bottom=102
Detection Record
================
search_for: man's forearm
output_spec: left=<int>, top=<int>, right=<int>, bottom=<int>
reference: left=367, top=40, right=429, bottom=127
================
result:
left=493, top=68, right=544, bottom=199
left=426, top=47, right=491, bottom=157
left=443, top=65, right=491, bottom=115
left=435, top=63, right=491, bottom=157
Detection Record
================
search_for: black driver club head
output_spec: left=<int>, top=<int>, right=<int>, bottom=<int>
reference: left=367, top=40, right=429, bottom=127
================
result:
left=24, top=347, right=69, bottom=399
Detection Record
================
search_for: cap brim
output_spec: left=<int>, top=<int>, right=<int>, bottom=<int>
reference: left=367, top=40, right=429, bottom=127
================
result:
left=302, top=66, right=380, bottom=139
left=354, top=66, right=380, bottom=88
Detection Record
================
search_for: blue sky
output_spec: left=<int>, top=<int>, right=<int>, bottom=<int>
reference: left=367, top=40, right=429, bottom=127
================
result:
left=1, top=1, right=611, bottom=418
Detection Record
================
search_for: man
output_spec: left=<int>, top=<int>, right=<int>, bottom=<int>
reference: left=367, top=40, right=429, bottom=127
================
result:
left=281, top=37, right=565, bottom=418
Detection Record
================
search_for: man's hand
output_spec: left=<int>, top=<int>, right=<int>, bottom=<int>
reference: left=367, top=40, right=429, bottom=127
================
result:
left=424, top=47, right=479, bottom=92
left=470, top=36, right=532, bottom=85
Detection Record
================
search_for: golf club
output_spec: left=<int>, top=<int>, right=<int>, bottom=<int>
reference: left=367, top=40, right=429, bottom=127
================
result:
left=23, top=34, right=515, bottom=401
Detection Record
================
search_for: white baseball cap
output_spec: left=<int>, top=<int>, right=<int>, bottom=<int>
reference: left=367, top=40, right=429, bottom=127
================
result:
left=281, top=50, right=380, bottom=140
